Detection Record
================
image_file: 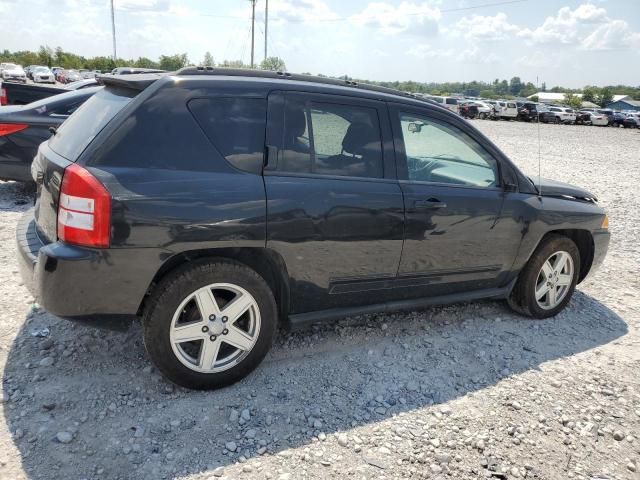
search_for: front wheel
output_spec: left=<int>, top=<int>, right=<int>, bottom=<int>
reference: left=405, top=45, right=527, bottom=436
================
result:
left=508, top=234, right=580, bottom=319
left=143, top=259, right=277, bottom=390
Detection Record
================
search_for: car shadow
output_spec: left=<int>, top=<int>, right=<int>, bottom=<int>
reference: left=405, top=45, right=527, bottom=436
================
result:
left=1, top=291, right=627, bottom=479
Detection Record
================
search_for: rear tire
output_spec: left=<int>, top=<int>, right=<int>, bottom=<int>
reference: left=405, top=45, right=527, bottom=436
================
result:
left=507, top=234, right=580, bottom=319
left=143, top=259, right=277, bottom=390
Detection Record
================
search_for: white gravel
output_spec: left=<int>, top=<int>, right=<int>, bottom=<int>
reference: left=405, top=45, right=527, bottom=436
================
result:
left=0, top=121, right=638, bottom=479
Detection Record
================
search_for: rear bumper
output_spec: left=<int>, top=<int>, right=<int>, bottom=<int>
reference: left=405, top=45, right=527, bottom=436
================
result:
left=16, top=209, right=167, bottom=327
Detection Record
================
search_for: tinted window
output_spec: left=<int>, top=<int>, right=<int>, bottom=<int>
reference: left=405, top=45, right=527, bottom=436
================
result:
left=189, top=97, right=266, bottom=173
left=445, top=98, right=457, bottom=105
left=279, top=98, right=383, bottom=178
left=90, top=88, right=225, bottom=172
left=49, top=87, right=134, bottom=160
left=399, top=112, right=498, bottom=188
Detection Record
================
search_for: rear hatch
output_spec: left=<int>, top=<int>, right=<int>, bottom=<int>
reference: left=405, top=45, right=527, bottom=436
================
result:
left=33, top=86, right=139, bottom=243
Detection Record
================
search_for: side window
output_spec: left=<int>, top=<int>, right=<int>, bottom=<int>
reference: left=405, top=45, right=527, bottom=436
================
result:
left=189, top=97, right=266, bottom=173
left=445, top=98, right=457, bottom=105
left=279, top=98, right=383, bottom=178
left=398, top=112, right=498, bottom=188
left=507, top=102, right=516, bottom=108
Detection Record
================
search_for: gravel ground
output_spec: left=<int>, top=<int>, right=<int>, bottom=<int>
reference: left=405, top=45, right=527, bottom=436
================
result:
left=0, top=121, right=638, bottom=480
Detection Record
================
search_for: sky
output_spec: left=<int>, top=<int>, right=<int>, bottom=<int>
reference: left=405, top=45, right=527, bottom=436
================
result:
left=0, top=0, right=639, bottom=88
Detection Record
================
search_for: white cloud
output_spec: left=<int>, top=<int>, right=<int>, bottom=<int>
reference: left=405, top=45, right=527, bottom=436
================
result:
left=407, top=44, right=452, bottom=59
left=232, top=0, right=339, bottom=25
left=519, top=4, right=607, bottom=44
left=582, top=19, right=640, bottom=51
left=351, top=1, right=441, bottom=36
left=116, top=0, right=170, bottom=12
left=456, top=45, right=500, bottom=64
left=455, top=12, right=518, bottom=41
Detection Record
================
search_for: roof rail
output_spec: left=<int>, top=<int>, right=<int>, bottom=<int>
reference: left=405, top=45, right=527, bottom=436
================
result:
left=175, top=66, right=440, bottom=106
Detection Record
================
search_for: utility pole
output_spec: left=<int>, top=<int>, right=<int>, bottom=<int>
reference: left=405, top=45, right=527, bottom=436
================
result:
left=110, top=0, right=117, bottom=61
left=250, top=0, right=257, bottom=68
left=264, top=0, right=268, bottom=62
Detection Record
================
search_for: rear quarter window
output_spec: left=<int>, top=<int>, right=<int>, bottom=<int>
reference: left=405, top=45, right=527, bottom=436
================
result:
left=188, top=97, right=266, bottom=173
left=49, top=87, right=135, bottom=160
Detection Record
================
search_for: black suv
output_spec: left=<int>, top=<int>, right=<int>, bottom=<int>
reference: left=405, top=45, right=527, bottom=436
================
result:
left=17, top=68, right=610, bottom=390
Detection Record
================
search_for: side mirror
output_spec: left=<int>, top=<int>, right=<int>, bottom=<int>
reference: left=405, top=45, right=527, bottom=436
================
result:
left=407, top=122, right=422, bottom=133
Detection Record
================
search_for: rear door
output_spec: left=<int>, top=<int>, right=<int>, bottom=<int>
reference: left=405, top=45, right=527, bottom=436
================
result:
left=264, top=91, right=404, bottom=313
left=389, top=103, right=522, bottom=298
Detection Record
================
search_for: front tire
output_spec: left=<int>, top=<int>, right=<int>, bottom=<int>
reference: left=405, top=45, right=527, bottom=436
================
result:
left=143, top=259, right=277, bottom=390
left=508, top=234, right=580, bottom=319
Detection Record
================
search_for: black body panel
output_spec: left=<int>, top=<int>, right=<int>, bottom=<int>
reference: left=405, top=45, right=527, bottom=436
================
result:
left=17, top=74, right=610, bottom=327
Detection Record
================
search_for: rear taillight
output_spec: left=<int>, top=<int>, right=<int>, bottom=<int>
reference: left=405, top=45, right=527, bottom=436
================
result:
left=0, top=123, right=28, bottom=136
left=57, top=164, right=111, bottom=248
left=0, top=87, right=6, bottom=106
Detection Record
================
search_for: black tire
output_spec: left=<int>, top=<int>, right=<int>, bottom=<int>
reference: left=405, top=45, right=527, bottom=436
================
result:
left=554, top=117, right=560, bottom=124
left=143, top=259, right=277, bottom=390
left=507, top=234, right=580, bottom=319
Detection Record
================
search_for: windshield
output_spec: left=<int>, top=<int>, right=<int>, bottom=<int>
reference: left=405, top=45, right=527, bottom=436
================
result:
left=49, top=86, right=136, bottom=161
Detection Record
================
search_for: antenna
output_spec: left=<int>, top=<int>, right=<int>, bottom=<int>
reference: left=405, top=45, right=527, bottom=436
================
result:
left=536, top=76, right=542, bottom=198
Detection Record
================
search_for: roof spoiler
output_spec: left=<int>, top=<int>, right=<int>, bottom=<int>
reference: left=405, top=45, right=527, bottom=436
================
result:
left=96, top=72, right=170, bottom=91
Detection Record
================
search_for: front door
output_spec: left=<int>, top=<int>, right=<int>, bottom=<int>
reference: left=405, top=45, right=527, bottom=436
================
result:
left=389, top=104, right=522, bottom=299
left=264, top=92, right=404, bottom=313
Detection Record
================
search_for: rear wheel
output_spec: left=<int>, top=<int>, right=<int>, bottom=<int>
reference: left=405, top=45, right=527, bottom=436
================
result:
left=508, top=234, right=580, bottom=319
left=554, top=117, right=561, bottom=124
left=143, top=260, right=277, bottom=390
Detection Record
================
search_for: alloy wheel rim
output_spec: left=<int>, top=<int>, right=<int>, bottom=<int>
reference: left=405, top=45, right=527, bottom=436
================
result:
left=534, top=251, right=574, bottom=310
left=169, top=283, right=261, bottom=373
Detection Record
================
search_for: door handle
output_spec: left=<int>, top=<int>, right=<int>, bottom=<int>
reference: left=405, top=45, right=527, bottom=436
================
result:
left=414, top=198, right=447, bottom=209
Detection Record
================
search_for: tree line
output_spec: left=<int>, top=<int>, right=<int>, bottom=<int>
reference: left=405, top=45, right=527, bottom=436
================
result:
left=1, top=47, right=638, bottom=105
left=0, top=46, right=286, bottom=73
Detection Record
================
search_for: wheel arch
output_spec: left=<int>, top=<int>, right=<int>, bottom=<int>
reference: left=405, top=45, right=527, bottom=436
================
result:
left=538, top=229, right=594, bottom=283
left=138, top=247, right=291, bottom=323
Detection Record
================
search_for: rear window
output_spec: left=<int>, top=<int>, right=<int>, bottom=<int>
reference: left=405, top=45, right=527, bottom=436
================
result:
left=49, top=87, right=135, bottom=160
left=188, top=97, right=266, bottom=173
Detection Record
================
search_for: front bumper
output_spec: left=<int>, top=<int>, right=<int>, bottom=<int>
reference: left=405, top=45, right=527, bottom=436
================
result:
left=584, top=228, right=610, bottom=282
left=16, top=209, right=167, bottom=327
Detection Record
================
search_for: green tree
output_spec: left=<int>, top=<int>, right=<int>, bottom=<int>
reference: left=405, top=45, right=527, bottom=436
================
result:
left=597, top=88, right=613, bottom=107
left=581, top=86, right=598, bottom=103
left=530, top=95, right=539, bottom=102
left=158, top=53, right=189, bottom=71
left=541, top=81, right=547, bottom=92
left=563, top=93, right=583, bottom=110
left=202, top=51, right=215, bottom=67
left=509, top=76, right=523, bottom=96
left=220, top=59, right=250, bottom=68
left=134, top=57, right=159, bottom=69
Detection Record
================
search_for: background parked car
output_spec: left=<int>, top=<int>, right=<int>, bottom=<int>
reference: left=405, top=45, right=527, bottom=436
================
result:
left=0, top=63, right=27, bottom=83
left=472, top=101, right=493, bottom=119
left=517, top=102, right=540, bottom=122
left=459, top=101, right=479, bottom=119
left=32, top=66, right=55, bottom=84
left=0, top=86, right=100, bottom=182
left=497, top=101, right=518, bottom=120
left=579, top=110, right=609, bottom=126
left=620, top=113, right=639, bottom=129
left=596, top=109, right=615, bottom=125
left=425, top=95, right=459, bottom=114
left=611, top=112, right=627, bottom=127
left=542, top=106, right=576, bottom=124
left=62, top=70, right=82, bottom=84
left=25, top=65, right=44, bottom=79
